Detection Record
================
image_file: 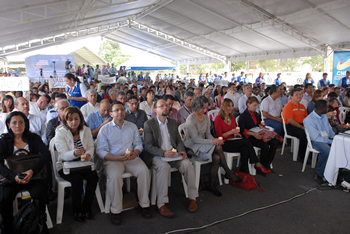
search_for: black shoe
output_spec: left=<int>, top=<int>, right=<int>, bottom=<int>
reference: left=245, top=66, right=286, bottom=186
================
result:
left=314, top=174, right=327, bottom=185
left=74, top=213, right=85, bottom=223
left=224, top=173, right=242, bottom=184
left=84, top=211, right=94, bottom=220
left=111, top=213, right=122, bottom=225
left=48, top=190, right=57, bottom=202
left=139, top=206, right=152, bottom=219
left=208, top=186, right=222, bottom=197
left=298, top=156, right=311, bottom=164
left=269, top=169, right=276, bottom=174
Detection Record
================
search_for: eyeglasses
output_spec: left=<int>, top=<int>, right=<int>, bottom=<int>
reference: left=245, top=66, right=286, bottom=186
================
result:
left=111, top=108, right=125, bottom=112
left=156, top=105, right=169, bottom=109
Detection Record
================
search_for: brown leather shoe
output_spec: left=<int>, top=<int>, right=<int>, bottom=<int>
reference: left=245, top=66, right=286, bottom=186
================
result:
left=156, top=205, right=174, bottom=217
left=188, top=199, right=197, bottom=213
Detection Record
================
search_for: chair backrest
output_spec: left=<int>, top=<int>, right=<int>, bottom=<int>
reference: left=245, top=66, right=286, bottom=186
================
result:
left=207, top=109, right=219, bottom=121
left=178, top=123, right=187, bottom=141
left=260, top=109, right=264, bottom=120
left=236, top=115, right=240, bottom=125
left=281, top=114, right=288, bottom=135
left=214, top=96, right=218, bottom=106
left=339, top=107, right=350, bottom=124
left=49, top=137, right=59, bottom=179
left=304, top=129, right=315, bottom=151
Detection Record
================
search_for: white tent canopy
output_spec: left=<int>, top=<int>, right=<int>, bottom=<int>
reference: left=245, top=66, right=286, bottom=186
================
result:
left=1, top=0, right=350, bottom=66
left=118, top=54, right=175, bottom=70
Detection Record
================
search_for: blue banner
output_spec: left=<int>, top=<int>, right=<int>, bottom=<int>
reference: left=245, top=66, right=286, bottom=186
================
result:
left=25, top=55, right=75, bottom=78
left=333, top=51, right=350, bottom=85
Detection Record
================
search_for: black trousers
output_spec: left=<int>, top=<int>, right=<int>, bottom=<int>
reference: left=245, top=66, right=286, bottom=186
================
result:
left=59, top=169, right=98, bottom=213
left=222, top=138, right=260, bottom=173
left=249, top=137, right=279, bottom=169
left=286, top=124, right=307, bottom=158
left=0, top=181, right=47, bottom=234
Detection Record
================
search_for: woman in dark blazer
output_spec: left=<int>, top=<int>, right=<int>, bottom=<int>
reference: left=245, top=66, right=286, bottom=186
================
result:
left=0, top=111, right=49, bottom=233
left=238, top=96, right=279, bottom=171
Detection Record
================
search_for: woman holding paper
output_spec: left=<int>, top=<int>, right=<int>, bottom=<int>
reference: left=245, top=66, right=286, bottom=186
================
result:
left=55, top=107, right=98, bottom=223
left=64, top=73, right=87, bottom=108
left=238, top=97, right=279, bottom=172
left=214, top=99, right=269, bottom=174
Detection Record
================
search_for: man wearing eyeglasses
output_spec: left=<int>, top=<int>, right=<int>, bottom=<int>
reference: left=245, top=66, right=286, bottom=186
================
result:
left=143, top=99, right=198, bottom=218
left=125, top=95, right=148, bottom=133
left=97, top=101, right=151, bottom=225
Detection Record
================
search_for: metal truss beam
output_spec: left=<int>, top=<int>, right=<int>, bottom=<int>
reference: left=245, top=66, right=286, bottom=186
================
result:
left=130, top=22, right=227, bottom=63
left=0, top=0, right=140, bottom=30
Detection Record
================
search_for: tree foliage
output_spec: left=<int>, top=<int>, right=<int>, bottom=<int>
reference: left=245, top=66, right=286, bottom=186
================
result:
left=302, top=55, right=324, bottom=72
left=256, top=59, right=279, bottom=72
left=98, top=40, right=130, bottom=67
left=231, top=61, right=246, bottom=72
left=280, top=58, right=300, bottom=71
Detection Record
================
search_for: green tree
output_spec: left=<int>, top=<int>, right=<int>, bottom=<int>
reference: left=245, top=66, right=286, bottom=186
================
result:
left=281, top=58, right=300, bottom=71
left=230, top=61, right=246, bottom=72
left=209, top=63, right=224, bottom=72
left=302, top=55, right=324, bottom=72
left=189, top=64, right=207, bottom=75
left=98, top=40, right=130, bottom=66
left=257, top=59, right=279, bottom=72
left=180, top=65, right=187, bottom=75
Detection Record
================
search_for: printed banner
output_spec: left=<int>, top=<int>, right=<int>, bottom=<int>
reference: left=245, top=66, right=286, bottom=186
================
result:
left=48, top=77, right=66, bottom=88
left=25, top=54, right=75, bottom=79
left=333, top=51, right=350, bottom=85
left=0, top=77, right=30, bottom=91
left=98, top=75, right=115, bottom=84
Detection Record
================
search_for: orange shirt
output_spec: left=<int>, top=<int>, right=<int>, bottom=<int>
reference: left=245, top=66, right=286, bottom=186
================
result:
left=282, top=100, right=307, bottom=124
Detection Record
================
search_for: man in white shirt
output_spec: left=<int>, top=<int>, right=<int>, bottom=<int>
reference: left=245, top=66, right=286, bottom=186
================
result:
left=252, top=87, right=262, bottom=103
left=29, top=94, right=51, bottom=124
left=144, top=99, right=198, bottom=217
left=261, top=85, right=283, bottom=135
left=238, top=84, right=252, bottom=114
left=14, top=97, right=46, bottom=144
left=96, top=101, right=151, bottom=225
left=46, top=93, right=67, bottom=124
left=300, top=83, right=313, bottom=108
left=80, top=89, right=98, bottom=122
left=224, top=83, right=240, bottom=116
left=69, top=64, right=75, bottom=75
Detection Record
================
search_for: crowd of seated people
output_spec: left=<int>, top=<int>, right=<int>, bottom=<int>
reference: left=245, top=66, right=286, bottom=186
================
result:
left=0, top=67, right=350, bottom=232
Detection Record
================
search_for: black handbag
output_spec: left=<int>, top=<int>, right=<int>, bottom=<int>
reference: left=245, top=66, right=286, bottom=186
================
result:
left=0, top=149, right=46, bottom=185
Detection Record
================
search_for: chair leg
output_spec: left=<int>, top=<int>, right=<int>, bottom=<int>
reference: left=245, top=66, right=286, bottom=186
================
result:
left=236, top=156, right=241, bottom=167
left=302, top=150, right=310, bottom=172
left=46, top=205, right=53, bottom=229
left=56, top=184, right=65, bottom=224
left=281, top=137, right=286, bottom=155
left=293, top=139, right=300, bottom=161
left=95, top=184, right=104, bottom=213
left=224, top=155, right=233, bottom=184
left=291, top=139, right=294, bottom=153
left=126, top=177, right=131, bottom=193
left=104, top=190, right=111, bottom=213
left=218, top=168, right=223, bottom=186
left=151, top=169, right=157, bottom=206
left=311, top=152, right=318, bottom=168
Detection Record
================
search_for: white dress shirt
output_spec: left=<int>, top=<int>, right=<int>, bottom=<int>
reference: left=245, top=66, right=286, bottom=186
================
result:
left=238, top=95, right=249, bottom=114
left=139, top=101, right=154, bottom=119
left=261, top=96, right=282, bottom=119
left=300, top=92, right=312, bottom=108
left=233, top=93, right=242, bottom=110
left=157, top=117, right=172, bottom=151
left=81, top=102, right=98, bottom=122
left=29, top=102, right=48, bottom=124
left=46, top=108, right=58, bottom=124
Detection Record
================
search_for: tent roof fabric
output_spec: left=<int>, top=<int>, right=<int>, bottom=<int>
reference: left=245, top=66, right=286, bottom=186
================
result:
left=119, top=54, right=176, bottom=70
left=69, top=47, right=106, bottom=65
left=1, top=0, right=350, bottom=65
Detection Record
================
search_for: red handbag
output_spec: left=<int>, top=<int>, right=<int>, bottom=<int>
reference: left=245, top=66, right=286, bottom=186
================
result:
left=229, top=171, right=263, bottom=191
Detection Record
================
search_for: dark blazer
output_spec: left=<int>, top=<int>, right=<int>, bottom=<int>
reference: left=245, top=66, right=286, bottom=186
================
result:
left=143, top=117, right=185, bottom=168
left=46, top=116, right=60, bottom=145
left=0, top=133, right=50, bottom=182
left=238, top=109, right=262, bottom=138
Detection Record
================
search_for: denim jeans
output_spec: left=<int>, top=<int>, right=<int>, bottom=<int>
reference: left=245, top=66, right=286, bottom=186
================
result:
left=311, top=141, right=331, bottom=177
left=264, top=118, right=283, bottom=136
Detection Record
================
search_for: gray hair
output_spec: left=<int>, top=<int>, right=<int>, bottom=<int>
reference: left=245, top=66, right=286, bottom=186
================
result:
left=184, top=91, right=194, bottom=99
left=116, top=91, right=126, bottom=98
left=191, top=95, right=209, bottom=112
left=243, top=84, right=250, bottom=91
left=86, top=89, right=97, bottom=96
left=55, top=99, right=70, bottom=110
left=109, top=88, right=118, bottom=97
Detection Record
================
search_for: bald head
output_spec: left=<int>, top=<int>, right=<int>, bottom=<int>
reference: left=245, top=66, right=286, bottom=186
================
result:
left=98, top=100, right=111, bottom=118
left=14, top=97, right=30, bottom=116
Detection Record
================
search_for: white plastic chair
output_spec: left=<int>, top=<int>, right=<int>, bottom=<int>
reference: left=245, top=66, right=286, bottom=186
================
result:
left=49, top=138, right=104, bottom=224
left=13, top=191, right=53, bottom=229
left=339, top=107, right=350, bottom=124
left=281, top=115, right=300, bottom=161
left=235, top=116, right=240, bottom=125
left=207, top=109, right=220, bottom=120
left=178, top=124, right=222, bottom=189
left=302, top=129, right=319, bottom=172
left=214, top=96, right=219, bottom=106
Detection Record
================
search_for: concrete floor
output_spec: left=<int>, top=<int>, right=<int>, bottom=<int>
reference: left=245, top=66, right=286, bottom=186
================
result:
left=48, top=145, right=350, bottom=234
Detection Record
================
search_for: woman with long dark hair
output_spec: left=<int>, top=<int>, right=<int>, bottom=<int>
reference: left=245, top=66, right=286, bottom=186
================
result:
left=64, top=73, right=87, bottom=108
left=0, top=111, right=49, bottom=233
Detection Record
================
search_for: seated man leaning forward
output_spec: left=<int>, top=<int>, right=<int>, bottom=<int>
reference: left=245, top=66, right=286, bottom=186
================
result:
left=304, top=100, right=335, bottom=184
left=143, top=99, right=198, bottom=218
left=96, top=101, right=151, bottom=225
